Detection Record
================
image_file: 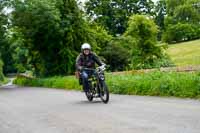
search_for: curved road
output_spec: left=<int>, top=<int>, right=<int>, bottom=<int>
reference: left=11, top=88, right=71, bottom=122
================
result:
left=0, top=85, right=200, bottom=133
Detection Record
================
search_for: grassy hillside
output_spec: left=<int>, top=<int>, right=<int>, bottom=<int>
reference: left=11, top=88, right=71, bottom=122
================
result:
left=167, top=39, right=200, bottom=66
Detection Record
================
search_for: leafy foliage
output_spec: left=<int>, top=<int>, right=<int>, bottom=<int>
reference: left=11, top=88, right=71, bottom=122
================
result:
left=11, top=0, right=94, bottom=76
left=0, top=59, right=4, bottom=81
left=163, top=23, right=200, bottom=43
left=2, top=0, right=199, bottom=76
left=163, top=0, right=200, bottom=43
left=86, top=23, right=112, bottom=53
left=124, top=15, right=170, bottom=69
left=85, top=0, right=155, bottom=36
left=0, top=0, right=16, bottom=74
left=100, top=37, right=131, bottom=71
left=6, top=28, right=29, bottom=73
left=154, top=0, right=166, bottom=40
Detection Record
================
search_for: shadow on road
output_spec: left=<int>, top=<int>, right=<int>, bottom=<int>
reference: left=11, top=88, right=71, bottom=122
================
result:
left=73, top=100, right=103, bottom=105
left=0, top=85, right=23, bottom=92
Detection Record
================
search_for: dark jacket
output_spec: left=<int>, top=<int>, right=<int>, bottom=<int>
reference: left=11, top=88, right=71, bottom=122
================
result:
left=76, top=52, right=103, bottom=70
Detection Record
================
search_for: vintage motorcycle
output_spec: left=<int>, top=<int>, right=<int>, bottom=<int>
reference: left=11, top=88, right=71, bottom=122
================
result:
left=80, top=66, right=109, bottom=104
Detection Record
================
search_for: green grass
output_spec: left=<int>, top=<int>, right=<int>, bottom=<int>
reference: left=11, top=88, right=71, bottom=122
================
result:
left=0, top=78, right=9, bottom=86
left=14, top=72, right=200, bottom=99
left=14, top=75, right=81, bottom=90
left=107, top=72, right=200, bottom=98
left=167, top=39, right=200, bottom=66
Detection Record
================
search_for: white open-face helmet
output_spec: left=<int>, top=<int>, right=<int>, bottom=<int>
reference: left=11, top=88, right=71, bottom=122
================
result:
left=81, top=43, right=91, bottom=50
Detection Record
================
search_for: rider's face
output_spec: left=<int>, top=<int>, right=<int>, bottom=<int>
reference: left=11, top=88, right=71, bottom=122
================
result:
left=83, top=49, right=90, bottom=55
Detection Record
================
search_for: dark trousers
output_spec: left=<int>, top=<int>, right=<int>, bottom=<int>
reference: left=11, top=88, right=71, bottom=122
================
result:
left=81, top=70, right=94, bottom=92
left=81, top=70, right=100, bottom=95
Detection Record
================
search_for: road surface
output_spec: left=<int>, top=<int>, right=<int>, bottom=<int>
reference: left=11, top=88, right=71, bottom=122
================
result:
left=0, top=85, right=200, bottom=133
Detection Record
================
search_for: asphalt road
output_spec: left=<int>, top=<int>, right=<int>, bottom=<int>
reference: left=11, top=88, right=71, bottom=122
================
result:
left=0, top=85, right=200, bottom=133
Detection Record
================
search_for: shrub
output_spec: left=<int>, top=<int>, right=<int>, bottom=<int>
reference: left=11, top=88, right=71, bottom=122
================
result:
left=100, top=37, right=131, bottom=71
left=0, top=59, right=4, bottom=81
left=163, top=23, right=199, bottom=43
left=124, top=15, right=172, bottom=69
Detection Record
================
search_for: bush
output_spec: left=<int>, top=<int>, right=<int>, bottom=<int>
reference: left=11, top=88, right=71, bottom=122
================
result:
left=100, top=37, right=130, bottom=71
left=123, top=15, right=172, bottom=69
left=163, top=23, right=199, bottom=43
left=0, top=59, right=4, bottom=81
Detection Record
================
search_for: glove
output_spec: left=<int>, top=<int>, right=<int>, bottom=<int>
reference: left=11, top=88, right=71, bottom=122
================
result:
left=99, top=64, right=106, bottom=70
left=102, top=63, right=106, bottom=67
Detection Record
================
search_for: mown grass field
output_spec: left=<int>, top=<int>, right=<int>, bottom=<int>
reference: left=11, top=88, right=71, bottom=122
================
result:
left=14, top=71, right=200, bottom=99
left=167, top=39, right=200, bottom=66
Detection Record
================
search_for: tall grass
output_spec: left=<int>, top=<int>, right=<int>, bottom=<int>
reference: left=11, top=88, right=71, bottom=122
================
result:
left=14, top=75, right=81, bottom=90
left=107, top=72, right=200, bottom=98
left=14, top=71, right=200, bottom=99
left=0, top=78, right=9, bottom=86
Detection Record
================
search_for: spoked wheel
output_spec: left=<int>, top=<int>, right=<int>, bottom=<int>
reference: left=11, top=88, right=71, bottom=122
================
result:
left=84, top=82, right=93, bottom=102
left=85, top=90, right=93, bottom=102
left=99, top=81, right=109, bottom=104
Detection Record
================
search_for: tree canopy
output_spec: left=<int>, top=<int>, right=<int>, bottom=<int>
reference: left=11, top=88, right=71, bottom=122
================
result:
left=1, top=0, right=198, bottom=76
left=124, top=15, right=169, bottom=69
left=11, top=0, right=84, bottom=76
left=0, top=0, right=11, bottom=76
left=85, top=0, right=154, bottom=36
left=163, top=0, right=200, bottom=43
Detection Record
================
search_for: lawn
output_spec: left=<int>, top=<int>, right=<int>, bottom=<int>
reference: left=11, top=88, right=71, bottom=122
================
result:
left=167, top=39, right=200, bottom=66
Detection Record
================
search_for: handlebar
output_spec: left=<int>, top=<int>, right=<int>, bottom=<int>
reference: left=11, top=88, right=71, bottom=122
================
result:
left=82, top=65, right=106, bottom=71
left=82, top=68, right=95, bottom=71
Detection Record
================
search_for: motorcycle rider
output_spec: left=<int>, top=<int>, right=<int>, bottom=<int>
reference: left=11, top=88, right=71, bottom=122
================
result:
left=76, top=43, right=105, bottom=93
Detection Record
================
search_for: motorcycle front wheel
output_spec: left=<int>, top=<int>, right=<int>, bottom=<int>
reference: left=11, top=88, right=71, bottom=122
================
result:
left=84, top=82, right=93, bottom=102
left=99, top=81, right=109, bottom=104
left=85, top=91, right=93, bottom=102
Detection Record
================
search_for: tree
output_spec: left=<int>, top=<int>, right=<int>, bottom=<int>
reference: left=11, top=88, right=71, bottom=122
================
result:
left=0, top=0, right=7, bottom=55
left=0, top=0, right=12, bottom=75
left=10, top=0, right=111, bottom=76
left=100, top=37, right=131, bottom=71
left=5, top=27, right=30, bottom=73
left=165, top=0, right=185, bottom=16
left=0, top=59, right=4, bottom=81
left=85, top=0, right=155, bottom=36
left=11, top=0, right=77, bottom=76
left=124, top=15, right=168, bottom=69
left=154, top=0, right=166, bottom=40
left=163, top=0, right=200, bottom=43
left=163, top=23, right=199, bottom=43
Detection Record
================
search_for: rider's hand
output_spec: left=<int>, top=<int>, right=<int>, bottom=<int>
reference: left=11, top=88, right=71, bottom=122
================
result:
left=102, top=63, right=106, bottom=67
left=100, top=64, right=106, bottom=70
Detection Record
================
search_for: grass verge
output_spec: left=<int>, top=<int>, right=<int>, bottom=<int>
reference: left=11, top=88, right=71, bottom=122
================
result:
left=0, top=78, right=9, bottom=86
left=14, top=71, right=200, bottom=99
